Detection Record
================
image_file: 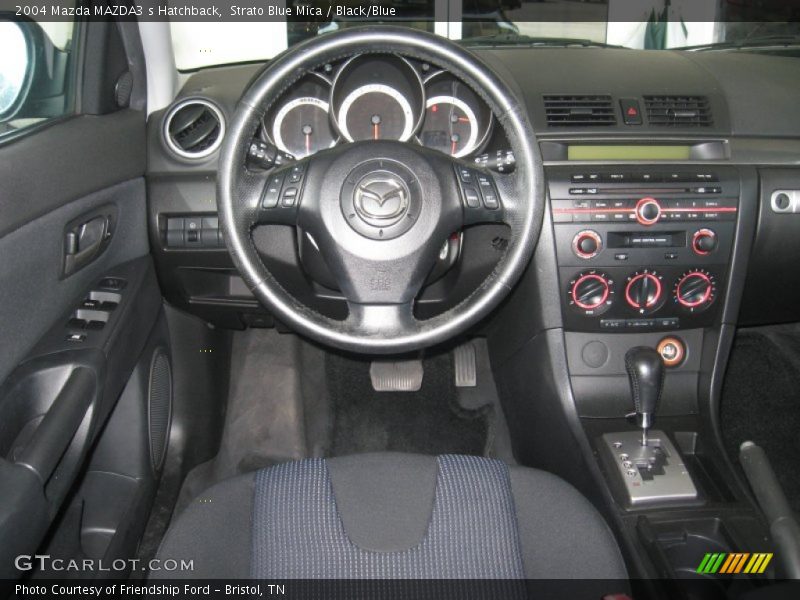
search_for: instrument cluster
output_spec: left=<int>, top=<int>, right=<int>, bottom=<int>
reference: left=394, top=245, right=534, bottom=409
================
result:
left=262, top=55, right=493, bottom=159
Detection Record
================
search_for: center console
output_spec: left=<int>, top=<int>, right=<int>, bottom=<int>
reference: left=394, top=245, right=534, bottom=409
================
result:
left=549, top=166, right=741, bottom=421
left=544, top=165, right=782, bottom=591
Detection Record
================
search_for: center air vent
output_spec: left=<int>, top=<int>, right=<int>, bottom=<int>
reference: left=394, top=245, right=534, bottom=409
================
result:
left=644, top=96, right=712, bottom=126
left=163, top=98, right=225, bottom=159
left=544, top=95, right=616, bottom=127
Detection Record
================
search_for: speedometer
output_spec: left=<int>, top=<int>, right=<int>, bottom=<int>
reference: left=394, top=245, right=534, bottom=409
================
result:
left=330, top=55, right=425, bottom=143
left=272, top=97, right=336, bottom=158
left=338, top=84, right=415, bottom=142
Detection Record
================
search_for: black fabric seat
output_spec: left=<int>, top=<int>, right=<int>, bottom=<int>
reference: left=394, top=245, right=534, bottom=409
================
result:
left=155, top=453, right=626, bottom=580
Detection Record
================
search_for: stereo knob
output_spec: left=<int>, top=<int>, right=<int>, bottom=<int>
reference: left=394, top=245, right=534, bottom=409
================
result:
left=635, top=197, right=661, bottom=226
left=572, top=230, right=602, bottom=259
left=568, top=271, right=614, bottom=315
left=692, top=228, right=718, bottom=255
left=625, top=270, right=664, bottom=314
left=674, top=269, right=716, bottom=312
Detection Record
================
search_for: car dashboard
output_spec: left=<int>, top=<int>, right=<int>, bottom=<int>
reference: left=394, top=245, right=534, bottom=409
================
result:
left=146, top=46, right=800, bottom=336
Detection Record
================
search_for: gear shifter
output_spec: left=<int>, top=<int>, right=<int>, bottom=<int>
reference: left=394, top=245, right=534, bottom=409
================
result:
left=625, top=346, right=665, bottom=446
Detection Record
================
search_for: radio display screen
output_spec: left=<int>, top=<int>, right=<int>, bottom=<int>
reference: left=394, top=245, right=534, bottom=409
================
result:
left=567, top=145, right=692, bottom=161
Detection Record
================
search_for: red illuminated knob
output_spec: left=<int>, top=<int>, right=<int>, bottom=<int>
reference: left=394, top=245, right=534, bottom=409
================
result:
left=692, top=228, right=718, bottom=255
left=625, top=271, right=663, bottom=312
left=571, top=273, right=610, bottom=310
left=635, top=197, right=661, bottom=226
left=675, top=270, right=715, bottom=310
left=572, top=230, right=602, bottom=259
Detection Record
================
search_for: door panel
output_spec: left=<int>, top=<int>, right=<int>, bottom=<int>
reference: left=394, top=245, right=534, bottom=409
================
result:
left=0, top=177, right=148, bottom=386
left=0, top=18, right=155, bottom=578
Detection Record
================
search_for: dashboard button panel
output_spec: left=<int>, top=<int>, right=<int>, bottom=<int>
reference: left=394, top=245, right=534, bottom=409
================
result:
left=549, top=166, right=739, bottom=333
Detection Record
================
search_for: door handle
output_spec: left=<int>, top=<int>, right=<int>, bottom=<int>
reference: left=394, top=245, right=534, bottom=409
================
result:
left=62, top=207, right=117, bottom=278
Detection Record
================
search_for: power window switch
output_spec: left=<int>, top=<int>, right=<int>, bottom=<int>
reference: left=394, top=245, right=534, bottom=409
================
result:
left=98, top=277, right=126, bottom=290
left=81, top=299, right=101, bottom=309
left=66, top=333, right=86, bottom=343
left=67, top=318, right=87, bottom=329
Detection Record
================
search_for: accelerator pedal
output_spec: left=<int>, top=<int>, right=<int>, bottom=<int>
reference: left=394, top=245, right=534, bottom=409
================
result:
left=369, top=359, right=424, bottom=392
left=454, top=342, right=477, bottom=388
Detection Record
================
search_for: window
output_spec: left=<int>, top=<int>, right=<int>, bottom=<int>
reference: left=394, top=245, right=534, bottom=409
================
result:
left=0, top=19, right=77, bottom=139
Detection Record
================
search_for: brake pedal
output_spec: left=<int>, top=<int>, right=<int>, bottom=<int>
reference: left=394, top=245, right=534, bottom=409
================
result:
left=369, top=360, right=424, bottom=392
left=454, top=343, right=477, bottom=388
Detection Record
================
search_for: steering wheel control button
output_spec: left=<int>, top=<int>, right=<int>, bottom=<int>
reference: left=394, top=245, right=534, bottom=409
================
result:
left=572, top=230, right=602, bottom=259
left=455, top=166, right=502, bottom=220
left=625, top=270, right=664, bottom=314
left=657, top=337, right=686, bottom=368
left=288, top=164, right=305, bottom=183
left=340, top=159, right=421, bottom=241
left=282, top=186, right=298, bottom=207
left=463, top=186, right=481, bottom=208
left=262, top=173, right=285, bottom=209
left=475, top=172, right=500, bottom=210
left=568, top=270, right=614, bottom=316
left=635, top=197, right=662, bottom=226
left=691, top=228, right=718, bottom=255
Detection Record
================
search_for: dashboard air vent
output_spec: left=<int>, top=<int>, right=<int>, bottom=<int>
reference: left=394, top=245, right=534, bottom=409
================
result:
left=163, top=99, right=225, bottom=159
left=544, top=95, right=616, bottom=127
left=644, top=96, right=712, bottom=126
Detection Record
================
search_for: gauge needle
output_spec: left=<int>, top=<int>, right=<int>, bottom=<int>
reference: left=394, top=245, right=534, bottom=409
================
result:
left=371, top=114, right=381, bottom=140
left=450, top=133, right=460, bottom=156
left=302, top=124, right=312, bottom=156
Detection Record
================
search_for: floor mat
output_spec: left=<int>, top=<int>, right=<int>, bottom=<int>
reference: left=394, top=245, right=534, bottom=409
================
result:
left=327, top=352, right=492, bottom=457
left=720, top=330, right=800, bottom=513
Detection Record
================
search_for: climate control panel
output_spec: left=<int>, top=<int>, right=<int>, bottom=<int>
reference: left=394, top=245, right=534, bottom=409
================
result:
left=549, top=166, right=739, bottom=332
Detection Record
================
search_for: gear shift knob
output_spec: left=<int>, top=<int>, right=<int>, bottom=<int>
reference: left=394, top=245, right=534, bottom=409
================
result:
left=625, top=346, right=665, bottom=446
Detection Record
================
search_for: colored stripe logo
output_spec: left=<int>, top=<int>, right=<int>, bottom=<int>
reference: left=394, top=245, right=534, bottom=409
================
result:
left=697, top=553, right=773, bottom=574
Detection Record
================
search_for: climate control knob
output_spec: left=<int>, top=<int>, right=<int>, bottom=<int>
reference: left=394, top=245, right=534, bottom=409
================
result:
left=692, top=228, right=718, bottom=255
left=572, top=230, right=602, bottom=259
left=625, top=270, right=664, bottom=314
left=674, top=269, right=716, bottom=312
left=568, top=270, right=614, bottom=315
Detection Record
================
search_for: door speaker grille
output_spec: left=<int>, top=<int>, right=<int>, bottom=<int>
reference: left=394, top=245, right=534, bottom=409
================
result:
left=148, top=348, right=172, bottom=472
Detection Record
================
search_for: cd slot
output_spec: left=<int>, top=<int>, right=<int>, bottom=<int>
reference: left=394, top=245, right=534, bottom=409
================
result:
left=607, top=231, right=687, bottom=249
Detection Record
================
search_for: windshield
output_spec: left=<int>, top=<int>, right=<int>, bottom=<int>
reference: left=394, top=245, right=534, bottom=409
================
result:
left=169, top=0, right=800, bottom=70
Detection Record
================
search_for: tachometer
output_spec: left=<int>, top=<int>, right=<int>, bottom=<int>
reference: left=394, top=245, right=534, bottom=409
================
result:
left=422, top=96, right=479, bottom=157
left=272, top=96, right=336, bottom=158
left=338, top=84, right=415, bottom=142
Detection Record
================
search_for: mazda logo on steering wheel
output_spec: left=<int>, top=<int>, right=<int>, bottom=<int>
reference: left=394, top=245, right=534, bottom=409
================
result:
left=354, top=174, right=409, bottom=224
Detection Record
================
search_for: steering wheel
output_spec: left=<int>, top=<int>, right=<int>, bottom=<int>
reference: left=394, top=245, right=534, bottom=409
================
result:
left=218, top=26, right=543, bottom=354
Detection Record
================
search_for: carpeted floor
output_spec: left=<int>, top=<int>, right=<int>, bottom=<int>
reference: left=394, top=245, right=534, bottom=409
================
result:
left=326, top=352, right=492, bottom=457
left=720, top=330, right=800, bottom=513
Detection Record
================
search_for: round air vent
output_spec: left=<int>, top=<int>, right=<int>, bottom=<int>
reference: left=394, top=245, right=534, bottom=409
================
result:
left=163, top=98, right=225, bottom=159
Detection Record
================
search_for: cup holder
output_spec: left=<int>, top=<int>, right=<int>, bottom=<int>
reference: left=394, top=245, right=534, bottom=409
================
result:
left=638, top=516, right=762, bottom=600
